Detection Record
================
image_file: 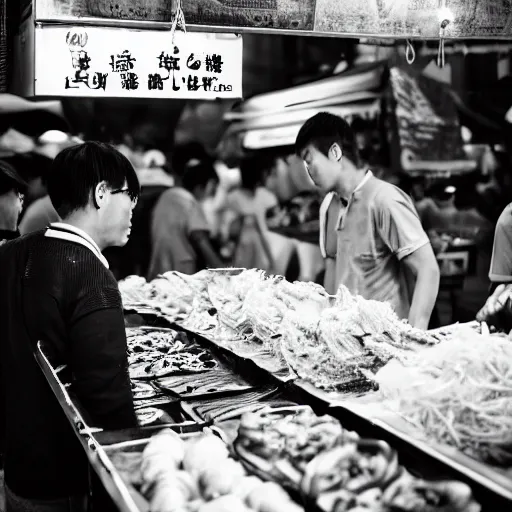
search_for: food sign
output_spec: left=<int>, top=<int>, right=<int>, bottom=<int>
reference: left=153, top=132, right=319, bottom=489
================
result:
left=34, top=25, right=243, bottom=98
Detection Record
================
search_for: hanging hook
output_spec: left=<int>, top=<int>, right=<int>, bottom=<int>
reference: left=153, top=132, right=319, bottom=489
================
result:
left=405, top=39, right=416, bottom=64
left=437, top=19, right=450, bottom=68
left=170, top=0, right=187, bottom=43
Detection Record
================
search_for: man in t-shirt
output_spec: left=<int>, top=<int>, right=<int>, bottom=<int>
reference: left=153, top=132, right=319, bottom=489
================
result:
left=0, top=142, right=140, bottom=511
left=488, top=203, right=512, bottom=292
left=476, top=203, right=512, bottom=330
left=147, top=157, right=223, bottom=279
left=296, top=113, right=440, bottom=329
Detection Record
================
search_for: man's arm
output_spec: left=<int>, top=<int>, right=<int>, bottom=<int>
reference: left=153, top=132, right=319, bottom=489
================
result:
left=253, top=214, right=276, bottom=274
left=375, top=186, right=439, bottom=329
left=68, top=307, right=138, bottom=430
left=401, top=244, right=440, bottom=330
left=189, top=230, right=224, bottom=269
left=324, top=258, right=337, bottom=295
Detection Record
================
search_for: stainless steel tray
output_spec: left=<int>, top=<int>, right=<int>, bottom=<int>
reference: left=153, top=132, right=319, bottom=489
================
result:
left=328, top=399, right=512, bottom=506
left=35, top=342, right=208, bottom=512
left=35, top=342, right=141, bottom=512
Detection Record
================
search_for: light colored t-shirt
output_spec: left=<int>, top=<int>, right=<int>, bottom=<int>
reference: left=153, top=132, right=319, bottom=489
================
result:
left=19, top=195, right=60, bottom=235
left=225, top=187, right=278, bottom=271
left=147, top=187, right=210, bottom=279
left=489, top=203, right=512, bottom=284
left=320, top=172, right=430, bottom=320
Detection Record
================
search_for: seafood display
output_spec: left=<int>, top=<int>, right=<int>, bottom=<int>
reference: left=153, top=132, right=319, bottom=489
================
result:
left=375, top=328, right=512, bottom=467
left=111, top=429, right=303, bottom=512
left=156, top=370, right=252, bottom=398
left=112, top=268, right=512, bottom=510
left=131, top=381, right=161, bottom=401
left=127, top=329, right=217, bottom=380
left=236, top=407, right=358, bottom=475
left=181, top=386, right=295, bottom=423
left=120, top=270, right=214, bottom=323
left=235, top=408, right=480, bottom=512
left=120, top=270, right=439, bottom=393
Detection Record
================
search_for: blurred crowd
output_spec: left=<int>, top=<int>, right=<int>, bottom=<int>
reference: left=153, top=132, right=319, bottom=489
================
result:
left=2, top=118, right=512, bottom=325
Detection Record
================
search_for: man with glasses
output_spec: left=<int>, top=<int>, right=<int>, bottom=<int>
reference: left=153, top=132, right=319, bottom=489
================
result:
left=0, top=142, right=140, bottom=512
left=0, top=160, right=26, bottom=245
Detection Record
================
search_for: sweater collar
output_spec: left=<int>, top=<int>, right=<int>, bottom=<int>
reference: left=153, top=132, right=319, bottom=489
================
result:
left=45, top=222, right=109, bottom=268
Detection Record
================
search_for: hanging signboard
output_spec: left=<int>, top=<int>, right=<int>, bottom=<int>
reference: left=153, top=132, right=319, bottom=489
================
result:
left=36, top=0, right=512, bottom=39
left=33, top=25, right=242, bottom=98
left=388, top=67, right=476, bottom=174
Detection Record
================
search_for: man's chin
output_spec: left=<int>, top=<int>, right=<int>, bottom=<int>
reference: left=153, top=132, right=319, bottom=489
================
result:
left=110, top=235, right=130, bottom=248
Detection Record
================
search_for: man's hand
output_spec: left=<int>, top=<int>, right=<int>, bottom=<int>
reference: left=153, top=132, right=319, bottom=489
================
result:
left=189, top=230, right=224, bottom=269
left=402, top=244, right=440, bottom=330
left=477, top=284, right=512, bottom=323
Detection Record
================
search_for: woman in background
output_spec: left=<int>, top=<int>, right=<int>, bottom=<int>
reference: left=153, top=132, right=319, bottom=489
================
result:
left=224, top=155, right=277, bottom=272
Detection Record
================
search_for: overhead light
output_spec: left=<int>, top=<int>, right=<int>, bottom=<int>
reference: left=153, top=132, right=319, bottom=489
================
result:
left=438, top=0, right=454, bottom=23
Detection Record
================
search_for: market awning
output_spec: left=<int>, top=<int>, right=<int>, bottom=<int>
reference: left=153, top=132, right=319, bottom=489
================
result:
left=218, top=62, right=386, bottom=160
left=233, top=62, right=386, bottom=115
left=241, top=100, right=381, bottom=150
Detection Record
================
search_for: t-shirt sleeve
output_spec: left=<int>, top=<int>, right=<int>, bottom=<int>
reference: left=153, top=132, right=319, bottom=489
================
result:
left=375, top=186, right=430, bottom=261
left=186, top=199, right=210, bottom=235
left=489, top=206, right=512, bottom=283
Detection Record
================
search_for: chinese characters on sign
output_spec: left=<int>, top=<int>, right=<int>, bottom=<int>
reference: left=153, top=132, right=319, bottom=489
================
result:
left=64, top=29, right=108, bottom=91
left=38, top=26, right=242, bottom=98
left=65, top=46, right=230, bottom=94
left=110, top=50, right=138, bottom=90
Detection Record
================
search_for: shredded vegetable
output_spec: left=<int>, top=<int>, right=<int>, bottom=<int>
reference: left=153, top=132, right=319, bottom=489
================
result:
left=377, top=329, right=512, bottom=465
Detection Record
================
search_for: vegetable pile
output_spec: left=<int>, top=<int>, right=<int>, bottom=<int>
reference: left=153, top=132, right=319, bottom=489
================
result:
left=377, top=328, right=512, bottom=466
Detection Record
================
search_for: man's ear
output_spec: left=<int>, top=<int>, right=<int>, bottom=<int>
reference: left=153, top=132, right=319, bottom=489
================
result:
left=94, top=181, right=107, bottom=210
left=329, top=143, right=343, bottom=162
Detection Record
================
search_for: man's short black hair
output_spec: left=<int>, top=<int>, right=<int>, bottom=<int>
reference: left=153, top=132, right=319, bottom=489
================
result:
left=295, top=112, right=361, bottom=167
left=181, top=158, right=218, bottom=193
left=47, top=141, right=140, bottom=219
left=0, top=160, right=28, bottom=196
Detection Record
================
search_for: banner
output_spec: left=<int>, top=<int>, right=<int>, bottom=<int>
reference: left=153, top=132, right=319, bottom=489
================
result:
left=36, top=0, right=512, bottom=39
left=34, top=26, right=243, bottom=98
left=388, top=67, right=475, bottom=174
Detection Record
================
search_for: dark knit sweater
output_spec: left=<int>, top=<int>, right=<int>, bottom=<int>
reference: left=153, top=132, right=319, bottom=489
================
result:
left=0, top=229, right=137, bottom=499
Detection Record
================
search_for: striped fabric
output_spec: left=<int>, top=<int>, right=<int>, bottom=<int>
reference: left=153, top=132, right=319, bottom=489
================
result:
left=0, top=0, right=7, bottom=93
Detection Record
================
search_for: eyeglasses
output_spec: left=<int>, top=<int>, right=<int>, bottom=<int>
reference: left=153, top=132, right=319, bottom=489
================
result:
left=111, top=187, right=137, bottom=204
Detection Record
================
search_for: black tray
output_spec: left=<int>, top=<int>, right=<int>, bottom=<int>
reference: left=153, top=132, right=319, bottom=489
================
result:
left=181, top=386, right=296, bottom=423
left=175, top=323, right=296, bottom=384
left=155, top=368, right=254, bottom=399
left=134, top=397, right=189, bottom=427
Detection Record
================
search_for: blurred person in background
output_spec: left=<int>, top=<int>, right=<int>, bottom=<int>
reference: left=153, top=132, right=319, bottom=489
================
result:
left=476, top=148, right=512, bottom=223
left=19, top=131, right=83, bottom=235
left=0, top=160, right=26, bottom=245
left=147, top=155, right=223, bottom=279
left=487, top=201, right=512, bottom=295
left=222, top=154, right=277, bottom=272
left=296, top=112, right=439, bottom=329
